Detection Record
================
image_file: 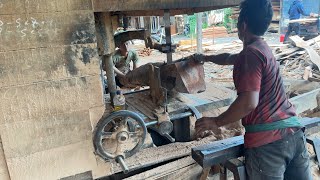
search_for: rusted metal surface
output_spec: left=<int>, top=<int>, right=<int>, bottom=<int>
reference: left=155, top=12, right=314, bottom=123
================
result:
left=114, top=30, right=177, bottom=53
left=160, top=58, right=206, bottom=94
left=114, top=30, right=153, bottom=48
left=125, top=57, right=205, bottom=94
left=173, top=58, right=206, bottom=94
left=93, top=0, right=242, bottom=14
left=149, top=65, right=166, bottom=106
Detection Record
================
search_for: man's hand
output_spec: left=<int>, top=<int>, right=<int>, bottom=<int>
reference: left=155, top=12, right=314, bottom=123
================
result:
left=195, top=117, right=220, bottom=138
left=192, top=53, right=205, bottom=64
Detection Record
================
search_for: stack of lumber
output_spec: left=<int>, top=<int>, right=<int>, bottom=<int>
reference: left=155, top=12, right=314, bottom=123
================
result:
left=271, top=0, right=281, bottom=22
left=203, top=41, right=242, bottom=52
left=202, top=26, right=228, bottom=38
left=274, top=35, right=320, bottom=80
left=138, top=48, right=153, bottom=57
left=231, top=1, right=280, bottom=21
left=230, top=7, right=240, bottom=20
left=177, top=40, right=212, bottom=51
left=201, top=35, right=320, bottom=82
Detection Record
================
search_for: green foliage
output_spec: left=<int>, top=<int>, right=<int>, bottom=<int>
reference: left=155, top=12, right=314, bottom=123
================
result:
left=223, top=8, right=237, bottom=31
left=202, top=22, right=208, bottom=29
left=188, top=14, right=209, bottom=36
left=189, top=15, right=196, bottom=35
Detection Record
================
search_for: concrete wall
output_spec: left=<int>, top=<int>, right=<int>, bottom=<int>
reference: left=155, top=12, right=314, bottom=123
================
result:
left=0, top=1, right=108, bottom=179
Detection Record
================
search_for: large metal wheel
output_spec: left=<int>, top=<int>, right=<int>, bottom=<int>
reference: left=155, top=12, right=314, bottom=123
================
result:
left=93, top=110, right=147, bottom=160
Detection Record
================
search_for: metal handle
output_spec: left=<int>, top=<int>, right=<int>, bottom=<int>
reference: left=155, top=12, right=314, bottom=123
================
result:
left=116, top=156, right=130, bottom=174
left=163, top=133, right=175, bottom=143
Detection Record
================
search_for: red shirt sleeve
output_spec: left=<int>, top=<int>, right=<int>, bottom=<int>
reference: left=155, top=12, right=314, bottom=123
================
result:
left=234, top=49, right=265, bottom=94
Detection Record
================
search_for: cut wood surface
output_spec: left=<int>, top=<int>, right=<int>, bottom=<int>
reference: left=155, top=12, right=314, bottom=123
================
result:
left=289, top=18, right=318, bottom=23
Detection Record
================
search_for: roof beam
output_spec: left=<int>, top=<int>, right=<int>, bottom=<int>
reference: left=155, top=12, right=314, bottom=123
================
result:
left=93, top=0, right=242, bottom=13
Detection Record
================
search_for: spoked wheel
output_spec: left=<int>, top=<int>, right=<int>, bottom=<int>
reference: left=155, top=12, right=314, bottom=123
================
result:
left=93, top=110, right=147, bottom=173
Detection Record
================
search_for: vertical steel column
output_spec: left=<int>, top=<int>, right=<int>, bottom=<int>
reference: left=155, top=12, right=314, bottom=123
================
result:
left=164, top=10, right=173, bottom=63
left=196, top=13, right=203, bottom=53
left=104, top=55, right=117, bottom=101
left=95, top=13, right=117, bottom=102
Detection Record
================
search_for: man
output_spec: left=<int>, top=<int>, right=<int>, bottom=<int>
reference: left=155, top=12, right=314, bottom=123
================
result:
left=112, top=42, right=139, bottom=87
left=195, top=0, right=312, bottom=179
left=284, top=0, right=318, bottom=42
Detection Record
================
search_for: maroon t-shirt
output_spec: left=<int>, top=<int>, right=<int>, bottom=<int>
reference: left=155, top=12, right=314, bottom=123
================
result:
left=233, top=38, right=297, bottom=148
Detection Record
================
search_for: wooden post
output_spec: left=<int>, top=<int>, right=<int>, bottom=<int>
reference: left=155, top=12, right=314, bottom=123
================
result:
left=196, top=13, right=203, bottom=53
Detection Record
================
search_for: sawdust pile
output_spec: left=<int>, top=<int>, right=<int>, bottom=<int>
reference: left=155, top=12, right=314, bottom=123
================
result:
left=138, top=48, right=153, bottom=57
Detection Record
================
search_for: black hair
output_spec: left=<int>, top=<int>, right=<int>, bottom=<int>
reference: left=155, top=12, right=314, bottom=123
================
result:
left=238, top=0, right=273, bottom=36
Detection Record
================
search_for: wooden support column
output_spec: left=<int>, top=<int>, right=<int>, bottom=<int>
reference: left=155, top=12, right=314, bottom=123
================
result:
left=196, top=13, right=203, bottom=53
left=164, top=10, right=173, bottom=63
left=95, top=12, right=117, bottom=102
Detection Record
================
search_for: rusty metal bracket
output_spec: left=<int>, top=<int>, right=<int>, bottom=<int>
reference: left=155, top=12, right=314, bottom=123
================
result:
left=149, top=64, right=166, bottom=106
left=125, top=57, right=206, bottom=94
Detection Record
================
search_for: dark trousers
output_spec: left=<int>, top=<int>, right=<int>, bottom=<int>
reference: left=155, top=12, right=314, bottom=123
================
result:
left=245, top=129, right=312, bottom=180
left=284, top=23, right=300, bottom=42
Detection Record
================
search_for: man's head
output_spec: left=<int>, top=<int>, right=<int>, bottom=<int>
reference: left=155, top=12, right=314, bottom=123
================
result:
left=237, top=0, right=273, bottom=41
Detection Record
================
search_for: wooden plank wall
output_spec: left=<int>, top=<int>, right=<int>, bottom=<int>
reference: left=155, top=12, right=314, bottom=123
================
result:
left=0, top=0, right=109, bottom=179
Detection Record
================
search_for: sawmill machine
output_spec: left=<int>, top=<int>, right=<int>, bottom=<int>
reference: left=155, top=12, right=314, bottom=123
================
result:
left=93, top=49, right=235, bottom=173
left=90, top=1, right=320, bottom=178
left=91, top=0, right=241, bottom=175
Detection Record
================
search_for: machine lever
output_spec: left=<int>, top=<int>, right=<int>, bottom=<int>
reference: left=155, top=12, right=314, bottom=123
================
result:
left=116, top=156, right=130, bottom=174
left=188, top=105, right=203, bottom=120
left=163, top=133, right=175, bottom=143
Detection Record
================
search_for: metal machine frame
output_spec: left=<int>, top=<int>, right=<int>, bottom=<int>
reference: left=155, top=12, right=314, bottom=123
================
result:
left=92, top=0, right=243, bottom=175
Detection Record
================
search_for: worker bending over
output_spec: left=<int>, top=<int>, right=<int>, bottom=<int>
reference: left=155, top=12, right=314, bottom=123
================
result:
left=113, top=42, right=139, bottom=87
left=195, top=0, right=311, bottom=179
left=284, top=0, right=318, bottom=42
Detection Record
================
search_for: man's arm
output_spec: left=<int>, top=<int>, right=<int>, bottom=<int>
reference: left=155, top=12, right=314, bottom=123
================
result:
left=113, top=66, right=126, bottom=77
left=131, top=50, right=139, bottom=70
left=216, top=91, right=259, bottom=126
left=195, top=91, right=259, bottom=134
left=195, top=49, right=263, bottom=134
left=298, top=3, right=311, bottom=17
left=203, top=53, right=238, bottom=65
